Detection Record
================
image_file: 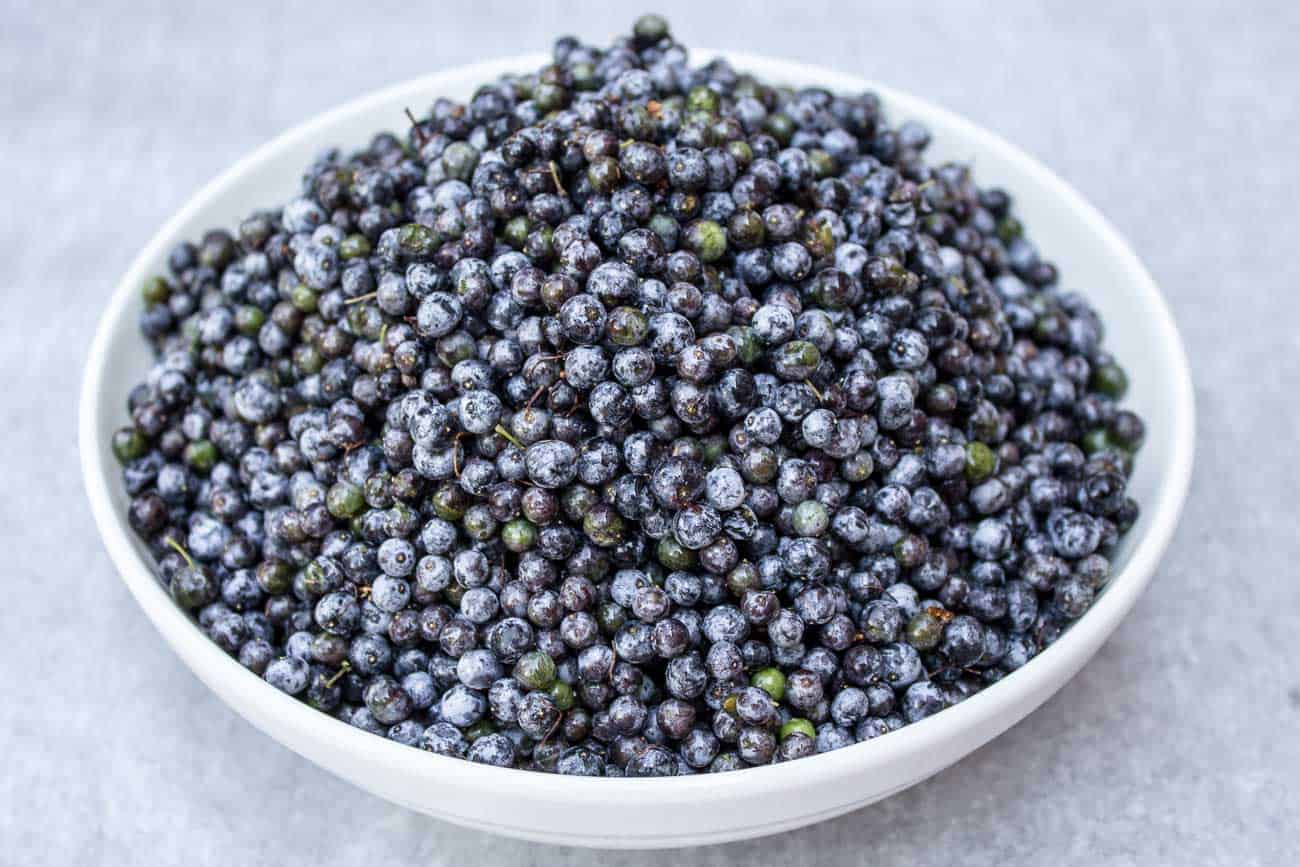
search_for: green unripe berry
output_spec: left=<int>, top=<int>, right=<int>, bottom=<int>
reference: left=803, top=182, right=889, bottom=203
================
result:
left=464, top=719, right=496, bottom=742
left=461, top=506, right=496, bottom=541
left=687, top=85, right=720, bottom=115
left=435, top=331, right=475, bottom=367
left=765, top=113, right=795, bottom=144
left=751, top=667, right=786, bottom=701
left=808, top=149, right=836, bottom=178
left=293, top=344, right=323, bottom=375
left=996, top=216, right=1023, bottom=243
left=1082, top=428, right=1113, bottom=455
left=339, top=234, right=371, bottom=259
left=571, top=62, right=598, bottom=91
left=441, top=142, right=479, bottom=182
left=504, top=216, right=532, bottom=248
left=548, top=681, right=575, bottom=711
left=534, top=82, right=570, bottom=112
left=561, top=485, right=599, bottom=524
left=701, top=435, right=727, bottom=465
left=964, top=441, right=997, bottom=482
left=791, top=500, right=829, bottom=537
left=396, top=223, right=438, bottom=258
left=905, top=610, right=945, bottom=651
left=632, top=12, right=670, bottom=43
left=780, top=718, right=816, bottom=741
left=141, top=275, right=171, bottom=306
left=1093, top=363, right=1129, bottom=399
left=501, top=519, right=538, bottom=553
left=234, top=305, right=266, bottom=336
left=582, top=504, right=625, bottom=548
left=683, top=219, right=727, bottom=263
left=657, top=537, right=697, bottom=571
left=607, top=307, right=649, bottom=346
left=290, top=284, right=317, bottom=313
left=772, top=340, right=821, bottom=379
left=183, top=439, right=218, bottom=474
left=596, top=601, right=626, bottom=635
left=841, top=451, right=875, bottom=483
left=431, top=483, right=467, bottom=521
left=255, top=560, right=293, bottom=595
left=443, top=583, right=466, bottom=606
left=170, top=566, right=215, bottom=610
left=515, top=650, right=556, bottom=690
left=325, top=481, right=365, bottom=519
left=728, top=210, right=766, bottom=249
left=726, top=139, right=753, bottom=168
left=587, top=157, right=621, bottom=194
left=729, top=326, right=762, bottom=365
left=111, top=427, right=147, bottom=464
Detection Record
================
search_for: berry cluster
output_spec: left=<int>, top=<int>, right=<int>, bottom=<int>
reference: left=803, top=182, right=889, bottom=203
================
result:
left=114, top=15, right=1143, bottom=775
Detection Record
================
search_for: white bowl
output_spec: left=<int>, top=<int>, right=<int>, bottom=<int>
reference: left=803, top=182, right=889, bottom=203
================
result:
left=79, top=51, right=1195, bottom=849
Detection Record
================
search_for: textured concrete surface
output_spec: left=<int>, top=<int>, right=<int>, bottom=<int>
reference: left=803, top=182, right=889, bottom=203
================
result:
left=2, top=1, right=1296, bottom=863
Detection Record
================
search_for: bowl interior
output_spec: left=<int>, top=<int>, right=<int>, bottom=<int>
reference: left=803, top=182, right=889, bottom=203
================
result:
left=80, top=50, right=1194, bottom=846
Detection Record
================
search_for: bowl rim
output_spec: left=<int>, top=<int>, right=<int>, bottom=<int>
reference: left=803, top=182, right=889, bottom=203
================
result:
left=79, top=49, right=1195, bottom=806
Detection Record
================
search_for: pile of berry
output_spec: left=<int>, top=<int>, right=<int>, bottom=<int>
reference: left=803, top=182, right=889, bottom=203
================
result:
left=114, top=15, right=1144, bottom=775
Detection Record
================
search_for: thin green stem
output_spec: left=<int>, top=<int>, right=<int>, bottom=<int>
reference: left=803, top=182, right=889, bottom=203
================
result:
left=323, top=660, right=352, bottom=689
left=165, top=537, right=195, bottom=569
left=494, top=423, right=524, bottom=449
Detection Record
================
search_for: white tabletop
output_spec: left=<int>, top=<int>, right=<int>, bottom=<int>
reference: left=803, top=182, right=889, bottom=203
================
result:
left=2, top=1, right=1294, bottom=863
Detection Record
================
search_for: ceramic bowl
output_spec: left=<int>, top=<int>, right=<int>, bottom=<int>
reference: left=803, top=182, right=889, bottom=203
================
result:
left=79, top=51, right=1195, bottom=849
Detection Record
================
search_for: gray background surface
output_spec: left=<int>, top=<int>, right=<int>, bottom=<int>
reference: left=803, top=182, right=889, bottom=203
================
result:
left=2, top=0, right=1295, bottom=864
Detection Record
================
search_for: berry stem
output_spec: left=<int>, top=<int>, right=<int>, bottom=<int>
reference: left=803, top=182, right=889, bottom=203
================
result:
left=493, top=424, right=524, bottom=449
left=165, top=537, right=195, bottom=569
left=323, top=660, right=351, bottom=688
left=404, top=107, right=428, bottom=147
